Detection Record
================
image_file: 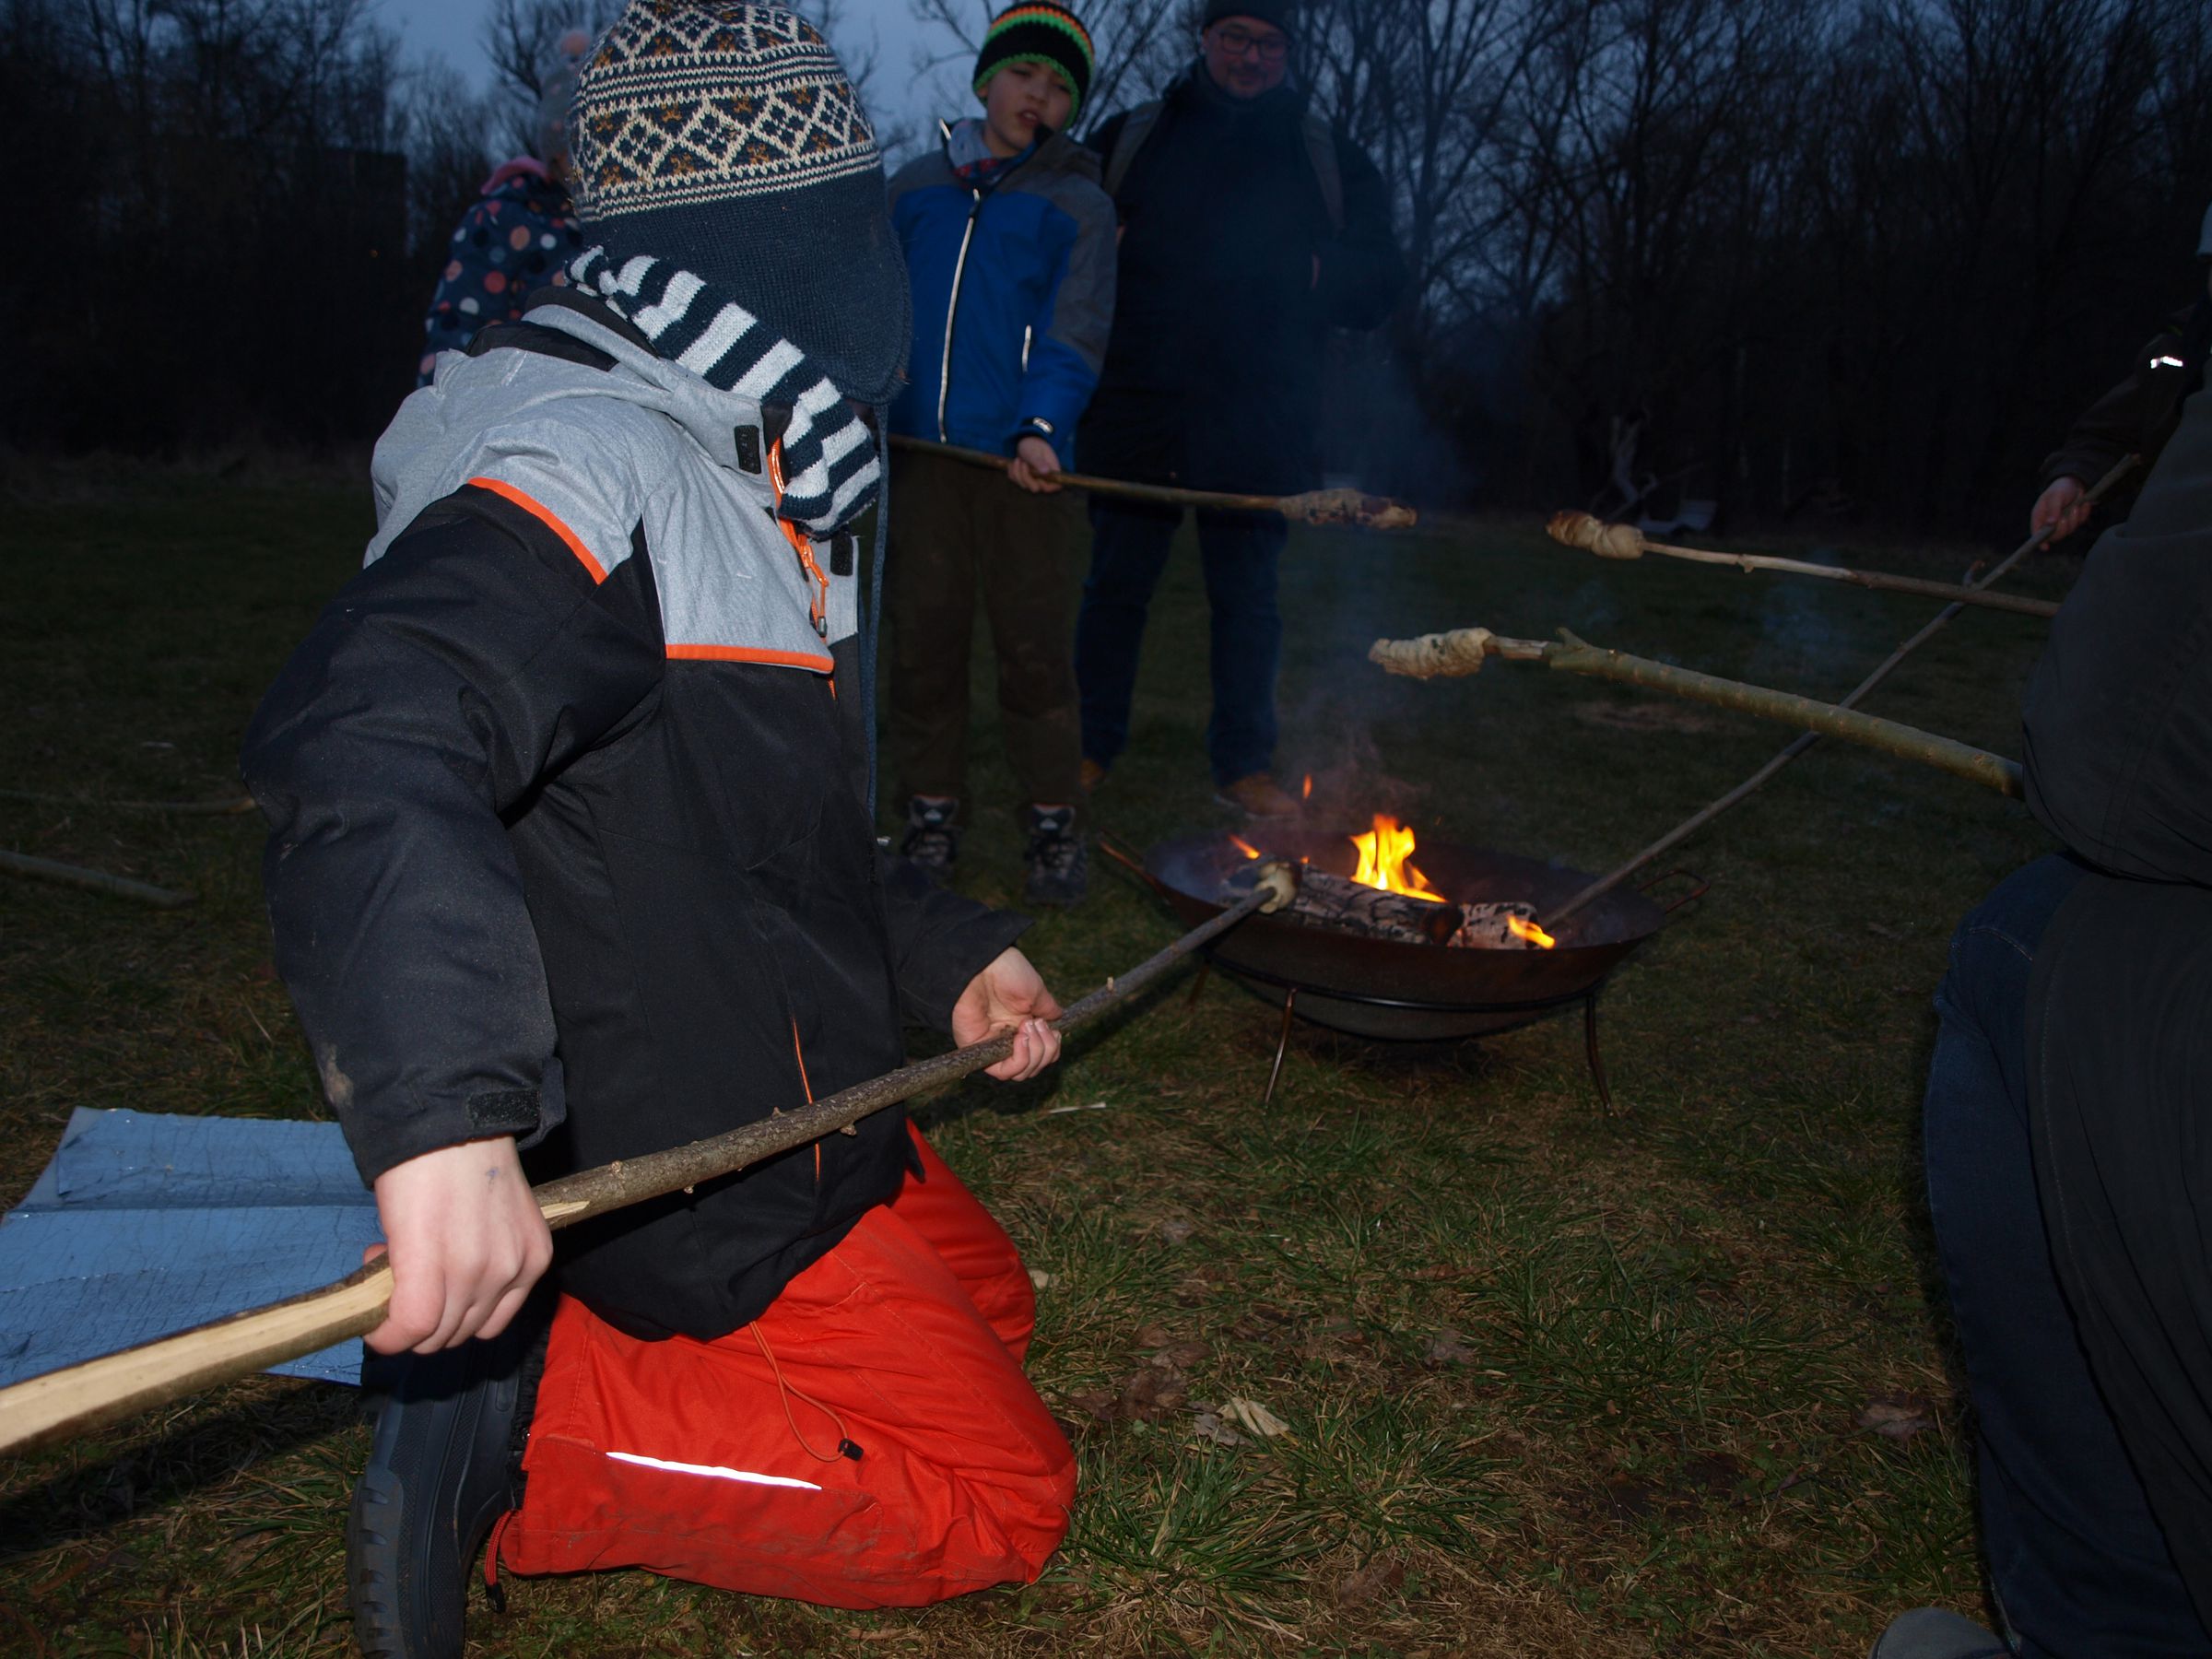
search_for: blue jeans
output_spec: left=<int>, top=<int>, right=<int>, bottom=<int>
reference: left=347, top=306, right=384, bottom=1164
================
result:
left=1924, top=853, right=2206, bottom=1655
left=1075, top=499, right=1284, bottom=784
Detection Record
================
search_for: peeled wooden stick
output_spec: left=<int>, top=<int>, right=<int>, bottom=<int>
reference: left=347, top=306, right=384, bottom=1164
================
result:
left=0, top=862, right=1299, bottom=1454
left=888, top=433, right=1418, bottom=530
left=1369, top=627, right=2022, bottom=797
left=0, top=849, right=194, bottom=908
left=1545, top=511, right=2059, bottom=618
left=1540, top=453, right=2140, bottom=922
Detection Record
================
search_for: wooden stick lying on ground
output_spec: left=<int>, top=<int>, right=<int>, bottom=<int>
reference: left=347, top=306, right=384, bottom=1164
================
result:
left=1541, top=453, right=2139, bottom=922
left=0, top=788, right=257, bottom=816
left=1545, top=512, right=2061, bottom=618
left=0, top=861, right=1300, bottom=1455
left=0, top=848, right=194, bottom=909
left=888, top=433, right=1418, bottom=530
left=1369, top=626, right=2023, bottom=798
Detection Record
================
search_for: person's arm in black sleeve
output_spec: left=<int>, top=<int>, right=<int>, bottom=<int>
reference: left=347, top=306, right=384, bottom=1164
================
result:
left=242, top=485, right=664, bottom=1187
left=2040, top=300, right=2206, bottom=489
left=1315, top=130, right=1408, bottom=332
left=877, top=854, right=1033, bottom=1032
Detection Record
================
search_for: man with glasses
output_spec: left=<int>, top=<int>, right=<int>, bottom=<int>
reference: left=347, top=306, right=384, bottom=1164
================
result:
left=1074, top=0, right=1406, bottom=818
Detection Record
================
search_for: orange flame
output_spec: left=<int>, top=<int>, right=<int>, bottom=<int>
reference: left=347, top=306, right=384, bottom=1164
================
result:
left=1230, top=834, right=1262, bottom=860
left=1507, top=913, right=1558, bottom=949
left=1349, top=815, right=1448, bottom=903
left=1302, top=773, right=1312, bottom=800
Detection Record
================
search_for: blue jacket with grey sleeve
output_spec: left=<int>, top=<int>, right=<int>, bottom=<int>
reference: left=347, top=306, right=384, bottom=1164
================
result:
left=887, top=125, right=1115, bottom=458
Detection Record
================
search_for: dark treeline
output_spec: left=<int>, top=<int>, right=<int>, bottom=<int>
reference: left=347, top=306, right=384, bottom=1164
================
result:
left=6, top=0, right=2209, bottom=533
left=1292, top=0, right=2212, bottom=527
left=0, top=0, right=576, bottom=451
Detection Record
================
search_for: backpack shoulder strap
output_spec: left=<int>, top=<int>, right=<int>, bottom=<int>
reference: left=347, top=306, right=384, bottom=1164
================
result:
left=1301, top=110, right=1345, bottom=234
left=1102, top=99, right=1165, bottom=199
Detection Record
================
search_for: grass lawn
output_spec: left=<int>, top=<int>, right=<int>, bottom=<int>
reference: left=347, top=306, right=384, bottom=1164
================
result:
left=0, top=457, right=2073, bottom=1655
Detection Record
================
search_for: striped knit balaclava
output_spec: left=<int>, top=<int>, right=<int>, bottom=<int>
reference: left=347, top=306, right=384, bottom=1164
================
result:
left=568, top=0, right=910, bottom=411
left=972, top=3, right=1095, bottom=124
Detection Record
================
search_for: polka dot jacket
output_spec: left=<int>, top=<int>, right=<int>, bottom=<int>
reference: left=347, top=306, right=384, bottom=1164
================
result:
left=418, top=159, right=587, bottom=385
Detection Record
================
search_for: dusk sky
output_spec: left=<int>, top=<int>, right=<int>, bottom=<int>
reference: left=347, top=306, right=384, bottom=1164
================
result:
left=378, top=0, right=969, bottom=147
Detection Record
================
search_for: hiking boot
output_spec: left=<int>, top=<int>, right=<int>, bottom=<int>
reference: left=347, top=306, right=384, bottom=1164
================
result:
left=1023, top=805, right=1088, bottom=906
left=349, top=1310, right=547, bottom=1659
left=1868, top=1609, right=2011, bottom=1659
left=1079, top=757, right=1107, bottom=793
left=900, top=795, right=960, bottom=881
left=1214, top=772, right=1300, bottom=818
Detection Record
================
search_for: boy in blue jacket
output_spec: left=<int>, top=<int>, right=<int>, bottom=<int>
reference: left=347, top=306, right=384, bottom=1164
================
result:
left=885, top=2, right=1115, bottom=904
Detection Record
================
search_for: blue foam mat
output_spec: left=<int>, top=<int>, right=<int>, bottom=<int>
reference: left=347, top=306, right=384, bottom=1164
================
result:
left=0, top=1108, right=381, bottom=1388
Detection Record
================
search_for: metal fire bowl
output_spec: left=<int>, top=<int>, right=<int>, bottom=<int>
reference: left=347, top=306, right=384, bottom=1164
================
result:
left=1140, top=829, right=1673, bottom=1041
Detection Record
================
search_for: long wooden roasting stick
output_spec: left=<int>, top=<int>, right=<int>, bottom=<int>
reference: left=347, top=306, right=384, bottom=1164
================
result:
left=1369, top=627, right=2023, bottom=799
left=1544, top=512, right=2060, bottom=618
left=1539, top=453, right=2139, bottom=920
left=0, top=862, right=1300, bottom=1455
left=888, top=433, right=1419, bottom=530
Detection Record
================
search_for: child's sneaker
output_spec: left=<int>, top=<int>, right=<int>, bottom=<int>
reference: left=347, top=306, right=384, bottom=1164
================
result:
left=900, top=795, right=961, bottom=879
left=348, top=1307, right=547, bottom=1659
left=1023, top=805, right=1088, bottom=906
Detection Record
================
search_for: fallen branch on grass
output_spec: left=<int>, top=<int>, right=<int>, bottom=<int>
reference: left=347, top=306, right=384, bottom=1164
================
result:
left=0, top=849, right=194, bottom=908
left=1544, top=512, right=2060, bottom=618
left=0, top=859, right=1300, bottom=1453
left=888, top=434, right=1418, bottom=530
left=0, top=788, right=257, bottom=817
left=1368, top=626, right=2022, bottom=798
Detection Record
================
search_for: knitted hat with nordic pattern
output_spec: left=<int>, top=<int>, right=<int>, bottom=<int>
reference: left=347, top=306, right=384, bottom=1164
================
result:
left=569, top=0, right=910, bottom=406
left=973, top=3, right=1094, bottom=124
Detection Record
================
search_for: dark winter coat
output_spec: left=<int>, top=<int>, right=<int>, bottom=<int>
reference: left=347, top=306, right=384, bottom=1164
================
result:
left=1077, top=65, right=1407, bottom=496
left=2018, top=380, right=2212, bottom=1626
left=243, top=299, right=1025, bottom=1343
left=2039, top=291, right=2211, bottom=492
left=887, top=125, right=1116, bottom=457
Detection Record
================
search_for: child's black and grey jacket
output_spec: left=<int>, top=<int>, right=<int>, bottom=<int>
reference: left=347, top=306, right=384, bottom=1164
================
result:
left=242, top=290, right=1027, bottom=1342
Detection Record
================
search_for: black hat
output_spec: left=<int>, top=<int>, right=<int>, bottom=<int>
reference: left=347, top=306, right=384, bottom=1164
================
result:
left=1203, top=0, right=1298, bottom=37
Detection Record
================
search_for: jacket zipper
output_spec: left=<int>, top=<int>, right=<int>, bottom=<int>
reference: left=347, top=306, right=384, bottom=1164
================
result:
left=935, top=122, right=1050, bottom=444
left=936, top=194, right=982, bottom=443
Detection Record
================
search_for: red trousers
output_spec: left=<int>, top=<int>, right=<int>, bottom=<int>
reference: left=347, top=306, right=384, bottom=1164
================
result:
left=496, top=1127, right=1075, bottom=1608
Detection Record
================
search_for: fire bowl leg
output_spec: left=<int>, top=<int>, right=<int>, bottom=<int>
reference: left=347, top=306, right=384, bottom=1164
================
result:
left=1185, top=959, right=1212, bottom=1010
left=1264, top=985, right=1299, bottom=1106
left=1583, top=993, right=1620, bottom=1115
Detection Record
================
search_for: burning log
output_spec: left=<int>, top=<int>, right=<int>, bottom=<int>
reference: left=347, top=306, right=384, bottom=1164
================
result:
left=1544, top=511, right=2060, bottom=618
left=1223, top=863, right=1550, bottom=950
left=1223, top=815, right=1557, bottom=950
left=1368, top=625, right=2024, bottom=798
left=888, top=434, right=1418, bottom=531
left=1269, top=865, right=1463, bottom=945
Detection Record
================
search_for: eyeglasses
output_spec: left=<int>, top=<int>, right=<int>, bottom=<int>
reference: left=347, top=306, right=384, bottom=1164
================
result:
left=1212, top=24, right=1289, bottom=62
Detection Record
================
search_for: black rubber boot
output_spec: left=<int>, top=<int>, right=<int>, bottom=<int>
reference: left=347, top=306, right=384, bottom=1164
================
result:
left=347, top=1308, right=546, bottom=1659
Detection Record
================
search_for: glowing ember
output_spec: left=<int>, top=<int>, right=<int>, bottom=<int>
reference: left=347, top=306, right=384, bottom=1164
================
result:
left=1507, top=913, right=1558, bottom=950
left=1230, top=834, right=1262, bottom=860
left=1349, top=815, right=1447, bottom=904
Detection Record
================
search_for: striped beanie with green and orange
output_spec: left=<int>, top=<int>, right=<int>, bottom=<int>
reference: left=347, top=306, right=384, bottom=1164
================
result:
left=972, top=3, right=1095, bottom=123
